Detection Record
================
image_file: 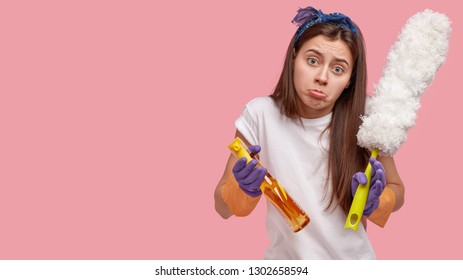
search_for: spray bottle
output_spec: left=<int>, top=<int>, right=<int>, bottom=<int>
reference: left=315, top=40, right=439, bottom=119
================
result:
left=228, top=137, right=309, bottom=232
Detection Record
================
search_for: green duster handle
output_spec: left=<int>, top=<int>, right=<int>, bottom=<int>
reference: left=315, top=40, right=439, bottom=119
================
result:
left=344, top=148, right=379, bottom=231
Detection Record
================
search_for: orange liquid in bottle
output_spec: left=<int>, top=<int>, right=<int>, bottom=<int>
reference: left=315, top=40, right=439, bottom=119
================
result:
left=257, top=166, right=310, bottom=232
left=229, top=138, right=310, bottom=232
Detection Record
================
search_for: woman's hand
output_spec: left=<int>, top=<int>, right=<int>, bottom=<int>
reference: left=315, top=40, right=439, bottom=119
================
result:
left=351, top=158, right=386, bottom=216
left=232, top=145, right=267, bottom=198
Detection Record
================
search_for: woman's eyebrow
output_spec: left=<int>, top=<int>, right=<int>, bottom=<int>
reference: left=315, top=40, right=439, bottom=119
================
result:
left=304, top=49, right=322, bottom=56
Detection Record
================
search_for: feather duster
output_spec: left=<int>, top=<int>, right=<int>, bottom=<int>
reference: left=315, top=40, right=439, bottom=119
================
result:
left=346, top=10, right=451, bottom=231
left=357, top=10, right=451, bottom=156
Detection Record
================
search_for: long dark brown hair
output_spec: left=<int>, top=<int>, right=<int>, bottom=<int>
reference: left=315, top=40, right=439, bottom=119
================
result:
left=270, top=23, right=369, bottom=215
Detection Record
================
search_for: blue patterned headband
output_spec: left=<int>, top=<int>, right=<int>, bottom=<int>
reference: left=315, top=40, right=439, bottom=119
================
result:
left=292, top=6, right=359, bottom=45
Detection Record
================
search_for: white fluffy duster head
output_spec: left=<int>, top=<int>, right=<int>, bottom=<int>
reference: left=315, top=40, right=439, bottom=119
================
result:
left=357, top=9, right=451, bottom=156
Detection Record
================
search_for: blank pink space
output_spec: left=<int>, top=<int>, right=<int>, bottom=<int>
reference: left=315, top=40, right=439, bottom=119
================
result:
left=0, top=0, right=461, bottom=259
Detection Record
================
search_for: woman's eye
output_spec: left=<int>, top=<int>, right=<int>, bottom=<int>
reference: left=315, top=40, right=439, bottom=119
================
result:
left=333, top=66, right=344, bottom=74
left=307, top=58, right=318, bottom=65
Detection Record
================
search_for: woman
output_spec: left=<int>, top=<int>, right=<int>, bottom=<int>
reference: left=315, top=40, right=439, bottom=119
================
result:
left=214, top=6, right=404, bottom=259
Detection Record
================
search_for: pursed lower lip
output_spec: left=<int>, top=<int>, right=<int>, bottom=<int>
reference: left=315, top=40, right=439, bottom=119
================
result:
left=308, top=90, right=327, bottom=100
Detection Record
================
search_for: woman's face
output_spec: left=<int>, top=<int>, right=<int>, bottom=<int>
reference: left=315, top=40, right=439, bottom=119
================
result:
left=293, top=35, right=353, bottom=118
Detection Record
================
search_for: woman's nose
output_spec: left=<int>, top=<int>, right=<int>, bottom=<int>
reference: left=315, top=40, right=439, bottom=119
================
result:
left=315, top=67, right=328, bottom=85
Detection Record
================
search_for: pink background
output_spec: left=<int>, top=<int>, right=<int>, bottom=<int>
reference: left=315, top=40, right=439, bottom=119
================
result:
left=0, top=0, right=461, bottom=259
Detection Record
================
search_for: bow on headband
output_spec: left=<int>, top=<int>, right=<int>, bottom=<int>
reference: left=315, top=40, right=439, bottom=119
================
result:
left=292, top=6, right=359, bottom=45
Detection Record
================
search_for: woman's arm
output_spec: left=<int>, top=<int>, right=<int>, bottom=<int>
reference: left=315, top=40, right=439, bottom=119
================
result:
left=366, top=155, right=405, bottom=227
left=214, top=153, right=236, bottom=219
left=377, top=155, right=405, bottom=212
left=214, top=131, right=262, bottom=219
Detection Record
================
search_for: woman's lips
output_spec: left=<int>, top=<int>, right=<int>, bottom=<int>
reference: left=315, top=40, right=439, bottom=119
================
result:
left=308, top=90, right=327, bottom=100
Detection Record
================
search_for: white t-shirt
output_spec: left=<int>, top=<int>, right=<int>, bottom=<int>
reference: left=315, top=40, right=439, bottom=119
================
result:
left=235, top=96, right=375, bottom=259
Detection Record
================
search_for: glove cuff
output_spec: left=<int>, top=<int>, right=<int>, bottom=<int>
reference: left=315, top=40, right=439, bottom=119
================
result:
left=222, top=176, right=261, bottom=217
left=367, top=187, right=396, bottom=227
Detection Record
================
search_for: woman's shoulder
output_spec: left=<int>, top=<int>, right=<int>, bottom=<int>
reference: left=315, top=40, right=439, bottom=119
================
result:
left=245, top=96, right=277, bottom=112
